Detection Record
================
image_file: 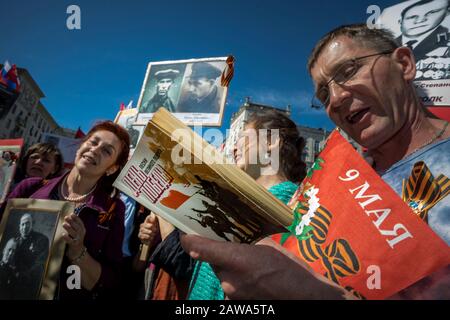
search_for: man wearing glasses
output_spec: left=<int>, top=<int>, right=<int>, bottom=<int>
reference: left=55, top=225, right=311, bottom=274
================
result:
left=309, top=24, right=449, bottom=299
left=180, top=24, right=449, bottom=299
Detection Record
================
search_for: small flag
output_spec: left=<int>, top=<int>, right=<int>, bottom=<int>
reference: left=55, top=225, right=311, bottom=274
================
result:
left=74, top=127, right=85, bottom=139
left=120, top=102, right=125, bottom=111
left=0, top=61, right=21, bottom=92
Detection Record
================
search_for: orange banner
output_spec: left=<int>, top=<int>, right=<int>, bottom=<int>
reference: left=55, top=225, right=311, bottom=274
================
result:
left=273, top=130, right=450, bottom=299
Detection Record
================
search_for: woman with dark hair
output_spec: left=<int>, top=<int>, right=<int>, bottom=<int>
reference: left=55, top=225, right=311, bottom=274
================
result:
left=186, top=110, right=307, bottom=299
left=236, top=110, right=306, bottom=197
left=2, top=121, right=130, bottom=300
left=15, top=142, right=64, bottom=183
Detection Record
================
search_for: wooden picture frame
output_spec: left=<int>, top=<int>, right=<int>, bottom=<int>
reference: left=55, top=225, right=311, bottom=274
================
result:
left=0, top=139, right=23, bottom=204
left=0, top=199, right=74, bottom=300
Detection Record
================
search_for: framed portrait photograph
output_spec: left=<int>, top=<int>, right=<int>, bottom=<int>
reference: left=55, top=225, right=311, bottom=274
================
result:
left=0, top=139, right=24, bottom=205
left=114, top=108, right=141, bottom=149
left=0, top=199, right=74, bottom=300
left=129, top=124, right=145, bottom=155
left=114, top=108, right=138, bottom=127
left=379, top=0, right=450, bottom=106
left=136, top=57, right=231, bottom=127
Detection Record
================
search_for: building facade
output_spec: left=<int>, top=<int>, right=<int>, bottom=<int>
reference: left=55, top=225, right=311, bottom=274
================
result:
left=297, top=126, right=331, bottom=169
left=0, top=66, right=76, bottom=150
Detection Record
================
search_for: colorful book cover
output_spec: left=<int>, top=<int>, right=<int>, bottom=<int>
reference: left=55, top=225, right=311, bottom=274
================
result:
left=113, top=119, right=288, bottom=243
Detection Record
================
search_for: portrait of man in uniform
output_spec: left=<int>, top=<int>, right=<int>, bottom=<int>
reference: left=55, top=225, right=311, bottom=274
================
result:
left=395, top=0, right=450, bottom=80
left=396, top=0, right=449, bottom=57
left=140, top=68, right=181, bottom=113
left=0, top=209, right=56, bottom=299
left=177, top=62, right=224, bottom=113
left=136, top=57, right=230, bottom=126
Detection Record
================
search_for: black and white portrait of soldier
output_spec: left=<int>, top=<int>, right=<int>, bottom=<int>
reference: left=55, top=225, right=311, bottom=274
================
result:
left=15, top=213, right=50, bottom=298
left=177, top=62, right=224, bottom=113
left=396, top=0, right=449, bottom=57
left=0, top=211, right=55, bottom=299
left=140, top=68, right=181, bottom=113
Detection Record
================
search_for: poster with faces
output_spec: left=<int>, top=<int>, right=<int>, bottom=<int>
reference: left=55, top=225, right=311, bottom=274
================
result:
left=379, top=0, right=450, bottom=106
left=136, top=57, right=232, bottom=126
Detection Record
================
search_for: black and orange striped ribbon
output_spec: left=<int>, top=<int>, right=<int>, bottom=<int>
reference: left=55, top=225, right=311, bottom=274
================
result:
left=220, top=55, right=235, bottom=87
left=402, top=161, right=450, bottom=221
left=98, top=200, right=117, bottom=224
left=294, top=202, right=361, bottom=289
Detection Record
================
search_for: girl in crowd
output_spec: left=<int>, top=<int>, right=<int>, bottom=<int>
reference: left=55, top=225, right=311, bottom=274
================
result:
left=2, top=121, right=130, bottom=299
left=188, top=109, right=306, bottom=300
left=136, top=110, right=307, bottom=300
left=15, top=142, right=64, bottom=183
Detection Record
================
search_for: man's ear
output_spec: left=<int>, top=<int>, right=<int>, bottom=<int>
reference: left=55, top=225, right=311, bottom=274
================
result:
left=106, top=165, right=119, bottom=176
left=392, top=46, right=417, bottom=82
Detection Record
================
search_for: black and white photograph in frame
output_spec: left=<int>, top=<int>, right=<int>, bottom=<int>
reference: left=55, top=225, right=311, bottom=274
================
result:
left=114, top=108, right=140, bottom=148
left=0, top=199, right=74, bottom=300
left=128, top=124, right=146, bottom=156
left=136, top=57, right=230, bottom=127
left=380, top=0, right=450, bottom=81
left=0, top=141, right=22, bottom=204
left=138, top=63, right=186, bottom=114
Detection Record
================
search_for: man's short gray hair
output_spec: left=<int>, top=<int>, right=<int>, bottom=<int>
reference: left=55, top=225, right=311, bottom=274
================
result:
left=307, top=23, right=399, bottom=74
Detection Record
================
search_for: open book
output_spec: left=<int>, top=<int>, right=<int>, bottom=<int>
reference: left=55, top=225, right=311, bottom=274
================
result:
left=113, top=108, right=293, bottom=243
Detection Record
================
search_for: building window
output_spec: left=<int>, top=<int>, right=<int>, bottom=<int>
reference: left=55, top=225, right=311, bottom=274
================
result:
left=314, top=141, right=320, bottom=153
left=6, top=119, right=11, bottom=129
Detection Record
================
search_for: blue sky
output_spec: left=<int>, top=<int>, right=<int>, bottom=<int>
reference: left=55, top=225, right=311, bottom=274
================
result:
left=0, top=0, right=401, bottom=134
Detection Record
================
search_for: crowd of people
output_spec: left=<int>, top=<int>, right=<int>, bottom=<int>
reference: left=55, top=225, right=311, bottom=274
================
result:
left=0, top=22, right=448, bottom=300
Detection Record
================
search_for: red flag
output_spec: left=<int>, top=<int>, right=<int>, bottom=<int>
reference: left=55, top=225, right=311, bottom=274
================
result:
left=160, top=189, right=191, bottom=210
left=0, top=61, right=21, bottom=92
left=272, top=130, right=450, bottom=299
left=120, top=102, right=125, bottom=111
left=74, top=127, right=85, bottom=139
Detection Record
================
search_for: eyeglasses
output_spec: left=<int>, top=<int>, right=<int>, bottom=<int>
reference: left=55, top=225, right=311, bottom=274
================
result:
left=311, top=50, right=393, bottom=109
